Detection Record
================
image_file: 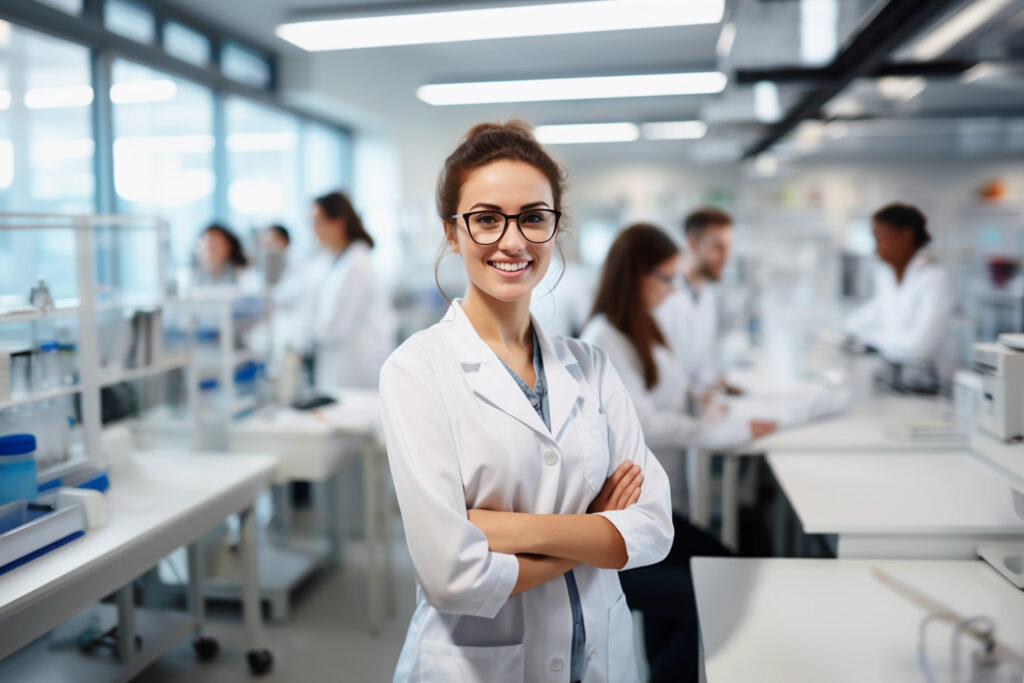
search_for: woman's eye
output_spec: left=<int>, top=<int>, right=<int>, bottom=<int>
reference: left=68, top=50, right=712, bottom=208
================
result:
left=522, top=212, right=542, bottom=223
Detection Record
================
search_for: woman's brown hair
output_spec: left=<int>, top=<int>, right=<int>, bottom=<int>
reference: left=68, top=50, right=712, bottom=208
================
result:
left=590, top=223, right=680, bottom=390
left=315, top=191, right=375, bottom=248
left=434, top=121, right=567, bottom=298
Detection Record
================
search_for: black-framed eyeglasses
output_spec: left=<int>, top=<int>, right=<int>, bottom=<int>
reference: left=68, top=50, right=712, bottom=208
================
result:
left=450, top=209, right=561, bottom=245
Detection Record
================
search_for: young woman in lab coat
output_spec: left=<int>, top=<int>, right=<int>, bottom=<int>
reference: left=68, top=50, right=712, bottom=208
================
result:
left=379, top=122, right=674, bottom=683
left=581, top=224, right=776, bottom=513
left=844, top=203, right=954, bottom=390
left=579, top=224, right=774, bottom=681
left=304, top=191, right=395, bottom=390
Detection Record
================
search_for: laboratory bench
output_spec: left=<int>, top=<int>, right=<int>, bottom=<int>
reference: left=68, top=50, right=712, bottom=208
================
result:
left=0, top=450, right=276, bottom=681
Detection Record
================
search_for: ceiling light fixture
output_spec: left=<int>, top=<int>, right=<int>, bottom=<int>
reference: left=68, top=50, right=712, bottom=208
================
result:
left=109, top=80, right=177, bottom=104
left=906, top=0, right=1014, bottom=61
left=417, top=72, right=728, bottom=106
left=534, top=123, right=639, bottom=144
left=754, top=81, right=781, bottom=123
left=641, top=121, right=708, bottom=140
left=276, top=0, right=724, bottom=51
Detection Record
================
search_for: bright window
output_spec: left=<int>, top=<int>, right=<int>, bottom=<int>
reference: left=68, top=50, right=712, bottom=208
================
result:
left=111, top=59, right=215, bottom=275
left=163, top=21, right=211, bottom=67
left=104, top=0, right=156, bottom=44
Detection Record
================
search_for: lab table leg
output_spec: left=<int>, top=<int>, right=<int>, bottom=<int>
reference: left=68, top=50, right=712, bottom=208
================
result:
left=187, top=542, right=219, bottom=661
left=238, top=505, right=274, bottom=675
left=721, top=455, right=741, bottom=551
left=115, top=583, right=137, bottom=666
left=363, top=444, right=382, bottom=635
left=689, top=448, right=712, bottom=530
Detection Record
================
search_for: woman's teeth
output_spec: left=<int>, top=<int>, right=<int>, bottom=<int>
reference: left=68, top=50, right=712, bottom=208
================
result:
left=491, top=261, right=530, bottom=272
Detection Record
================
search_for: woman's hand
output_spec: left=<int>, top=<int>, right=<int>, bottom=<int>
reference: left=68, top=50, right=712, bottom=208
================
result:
left=467, top=509, right=526, bottom=555
left=749, top=420, right=778, bottom=440
left=587, top=461, right=643, bottom=514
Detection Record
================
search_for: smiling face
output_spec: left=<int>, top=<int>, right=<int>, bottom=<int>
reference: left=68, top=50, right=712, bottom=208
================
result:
left=447, top=159, right=557, bottom=304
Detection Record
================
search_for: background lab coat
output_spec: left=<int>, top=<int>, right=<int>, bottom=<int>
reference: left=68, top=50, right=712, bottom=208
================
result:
left=654, top=281, right=720, bottom=391
left=307, top=241, right=395, bottom=390
left=844, top=247, right=955, bottom=379
left=379, top=300, right=673, bottom=683
left=580, top=314, right=752, bottom=513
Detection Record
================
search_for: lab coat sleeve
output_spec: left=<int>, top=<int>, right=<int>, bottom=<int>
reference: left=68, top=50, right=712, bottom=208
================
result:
left=379, top=345, right=519, bottom=618
left=844, top=288, right=883, bottom=341
left=312, top=249, right=375, bottom=349
left=587, top=346, right=674, bottom=570
left=595, top=330, right=752, bottom=452
left=868, top=269, right=953, bottom=363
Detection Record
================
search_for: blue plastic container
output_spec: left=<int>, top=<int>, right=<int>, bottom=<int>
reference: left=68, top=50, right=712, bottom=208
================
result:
left=0, top=434, right=38, bottom=505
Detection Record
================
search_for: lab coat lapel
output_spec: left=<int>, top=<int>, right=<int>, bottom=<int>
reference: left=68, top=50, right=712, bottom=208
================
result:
left=534, top=322, right=583, bottom=442
left=441, top=302, right=552, bottom=440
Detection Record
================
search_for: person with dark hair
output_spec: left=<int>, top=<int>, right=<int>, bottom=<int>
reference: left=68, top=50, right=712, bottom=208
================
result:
left=844, top=202, right=955, bottom=387
left=295, top=190, right=394, bottom=389
left=195, top=223, right=249, bottom=286
left=379, top=122, right=673, bottom=683
left=580, top=223, right=774, bottom=682
left=266, top=224, right=290, bottom=251
left=654, top=207, right=741, bottom=397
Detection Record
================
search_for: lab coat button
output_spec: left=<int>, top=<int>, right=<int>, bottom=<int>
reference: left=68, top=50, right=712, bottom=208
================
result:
left=543, top=450, right=558, bottom=465
left=550, top=657, right=564, bottom=672
left=529, top=396, right=539, bottom=407
left=589, top=647, right=599, bottom=659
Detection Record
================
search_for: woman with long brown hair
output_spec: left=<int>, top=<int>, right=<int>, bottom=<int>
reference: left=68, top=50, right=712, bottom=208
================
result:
left=581, top=223, right=774, bottom=682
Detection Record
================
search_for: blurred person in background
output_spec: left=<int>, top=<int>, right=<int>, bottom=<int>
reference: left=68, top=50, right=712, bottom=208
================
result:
left=581, top=222, right=774, bottom=682
left=655, top=208, right=743, bottom=399
left=194, top=223, right=249, bottom=287
left=300, top=191, right=395, bottom=390
left=844, top=203, right=955, bottom=392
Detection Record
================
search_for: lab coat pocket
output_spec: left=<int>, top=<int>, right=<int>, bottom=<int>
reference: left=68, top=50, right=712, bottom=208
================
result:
left=416, top=640, right=525, bottom=683
left=607, top=593, right=640, bottom=683
left=577, top=412, right=612, bottom=494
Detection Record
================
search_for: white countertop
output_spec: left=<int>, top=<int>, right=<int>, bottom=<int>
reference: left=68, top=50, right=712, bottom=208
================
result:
left=767, top=450, right=1023, bottom=536
left=0, top=451, right=275, bottom=619
left=694, top=557, right=1024, bottom=683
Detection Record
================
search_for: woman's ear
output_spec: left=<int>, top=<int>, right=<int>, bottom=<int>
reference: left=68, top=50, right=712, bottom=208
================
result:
left=444, top=222, right=460, bottom=255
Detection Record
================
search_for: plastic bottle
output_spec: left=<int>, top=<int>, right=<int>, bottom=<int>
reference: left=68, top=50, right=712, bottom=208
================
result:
left=35, top=341, right=58, bottom=391
left=0, top=434, right=38, bottom=505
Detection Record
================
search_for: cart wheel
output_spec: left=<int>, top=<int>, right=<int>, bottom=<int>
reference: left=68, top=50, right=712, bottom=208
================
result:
left=193, top=636, right=220, bottom=662
left=247, top=648, right=274, bottom=676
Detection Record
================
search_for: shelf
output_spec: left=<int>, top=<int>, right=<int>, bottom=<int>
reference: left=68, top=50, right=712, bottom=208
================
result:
left=0, top=603, right=197, bottom=683
left=94, top=293, right=179, bottom=312
left=0, top=302, right=80, bottom=324
left=98, top=356, right=191, bottom=388
left=0, top=385, right=81, bottom=411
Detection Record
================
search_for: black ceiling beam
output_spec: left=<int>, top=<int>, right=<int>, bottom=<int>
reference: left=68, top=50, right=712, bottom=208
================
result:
left=741, top=0, right=967, bottom=159
left=735, top=59, right=977, bottom=84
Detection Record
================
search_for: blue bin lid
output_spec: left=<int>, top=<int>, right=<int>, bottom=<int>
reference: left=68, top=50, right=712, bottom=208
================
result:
left=0, top=434, right=36, bottom=456
left=39, top=341, right=58, bottom=352
left=199, top=379, right=219, bottom=391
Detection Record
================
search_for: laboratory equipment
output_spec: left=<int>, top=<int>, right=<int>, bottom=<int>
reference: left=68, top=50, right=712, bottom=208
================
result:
left=28, top=276, right=54, bottom=313
left=34, top=341, right=58, bottom=392
left=0, top=434, right=38, bottom=505
left=0, top=498, right=86, bottom=575
left=971, top=333, right=1024, bottom=442
left=968, top=333, right=1024, bottom=590
left=9, top=350, right=31, bottom=397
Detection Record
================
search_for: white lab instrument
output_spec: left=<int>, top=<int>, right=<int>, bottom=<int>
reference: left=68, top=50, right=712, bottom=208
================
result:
left=967, top=334, right=1024, bottom=589
left=971, top=334, right=1024, bottom=442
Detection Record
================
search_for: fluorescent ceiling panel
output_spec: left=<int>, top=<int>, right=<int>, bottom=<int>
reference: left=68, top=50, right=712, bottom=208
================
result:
left=641, top=121, right=707, bottom=140
left=534, top=123, right=639, bottom=144
left=276, top=0, right=724, bottom=51
left=24, top=85, right=94, bottom=109
left=109, top=79, right=177, bottom=104
left=907, top=0, right=1015, bottom=61
left=418, top=72, right=727, bottom=105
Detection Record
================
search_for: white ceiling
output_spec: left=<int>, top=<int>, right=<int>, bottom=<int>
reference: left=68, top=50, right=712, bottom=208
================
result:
left=163, top=0, right=1024, bottom=164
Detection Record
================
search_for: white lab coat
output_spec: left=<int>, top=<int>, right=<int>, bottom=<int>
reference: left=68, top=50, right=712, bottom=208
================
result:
left=580, top=314, right=752, bottom=513
left=844, top=247, right=955, bottom=378
left=654, top=281, right=720, bottom=390
left=379, top=300, right=673, bottom=683
left=307, top=241, right=395, bottom=390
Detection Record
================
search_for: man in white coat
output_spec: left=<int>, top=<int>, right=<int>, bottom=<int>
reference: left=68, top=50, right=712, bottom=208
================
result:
left=655, top=207, right=739, bottom=396
left=844, top=203, right=955, bottom=390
